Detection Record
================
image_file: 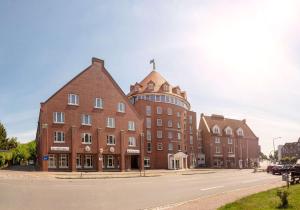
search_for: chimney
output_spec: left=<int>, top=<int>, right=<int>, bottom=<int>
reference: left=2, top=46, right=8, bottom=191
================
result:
left=242, top=119, right=246, bottom=124
left=92, top=57, right=104, bottom=66
left=200, top=113, right=204, bottom=117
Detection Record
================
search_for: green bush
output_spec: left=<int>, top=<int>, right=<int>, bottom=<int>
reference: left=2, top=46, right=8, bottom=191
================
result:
left=276, top=189, right=289, bottom=208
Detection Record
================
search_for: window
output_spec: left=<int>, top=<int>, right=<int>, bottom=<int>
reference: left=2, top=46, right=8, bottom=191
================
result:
left=216, top=146, right=221, bottom=153
left=68, top=94, right=79, bottom=105
left=228, top=146, right=233, bottom=153
left=177, top=122, right=181, bottom=129
left=168, top=131, right=173, bottom=139
left=167, top=108, right=173, bottom=115
left=107, top=135, right=116, bottom=145
left=54, top=131, right=65, bottom=143
left=168, top=143, right=173, bottom=151
left=59, top=154, right=69, bottom=168
left=95, top=98, right=103, bottom=109
left=107, top=117, right=115, bottom=128
left=167, top=120, right=173, bottom=128
left=107, top=155, right=114, bottom=168
left=148, top=83, right=154, bottom=90
left=156, top=106, right=162, bottom=114
left=146, top=118, right=151, bottom=128
left=189, top=115, right=193, bottom=124
left=225, top=127, right=232, bottom=135
left=147, top=142, right=151, bottom=153
left=163, top=84, right=169, bottom=91
left=81, top=133, right=92, bottom=144
left=155, top=95, right=161, bottom=102
left=157, top=143, right=163, bottom=150
left=146, top=130, right=151, bottom=141
left=144, top=157, right=150, bottom=168
left=84, top=155, right=93, bottom=168
left=48, top=154, right=56, bottom=168
left=178, top=144, right=181, bottom=151
left=177, top=132, right=181, bottom=140
left=157, top=119, right=162, bottom=126
left=53, top=112, right=64, bottom=124
left=177, top=112, right=181, bottom=118
left=215, top=137, right=220, bottom=143
left=81, top=114, right=91, bottom=125
left=155, top=130, right=162, bottom=139
left=189, top=126, right=193, bottom=133
left=117, top=102, right=125, bottom=113
left=237, top=128, right=244, bottom=136
left=190, top=136, right=193, bottom=144
left=128, top=137, right=136, bottom=147
left=212, top=125, right=220, bottom=134
left=228, top=138, right=233, bottom=144
left=128, top=121, right=135, bottom=131
left=146, top=106, right=151, bottom=116
left=76, top=154, right=82, bottom=168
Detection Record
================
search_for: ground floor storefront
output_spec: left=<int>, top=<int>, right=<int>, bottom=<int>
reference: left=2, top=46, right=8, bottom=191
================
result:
left=211, top=156, right=259, bottom=169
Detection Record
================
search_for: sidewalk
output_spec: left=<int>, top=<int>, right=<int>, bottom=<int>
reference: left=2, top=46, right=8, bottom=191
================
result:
left=0, top=168, right=216, bottom=180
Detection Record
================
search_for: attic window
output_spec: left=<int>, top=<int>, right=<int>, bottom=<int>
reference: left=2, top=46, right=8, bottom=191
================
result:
left=176, top=89, right=181, bottom=94
left=148, top=83, right=154, bottom=90
left=225, top=127, right=232, bottom=135
left=212, top=125, right=220, bottom=134
left=163, top=84, right=169, bottom=91
left=237, top=128, right=244, bottom=137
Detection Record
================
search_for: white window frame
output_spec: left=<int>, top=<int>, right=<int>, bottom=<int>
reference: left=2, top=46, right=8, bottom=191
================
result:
left=53, top=112, right=65, bottom=124
left=177, top=112, right=181, bottom=118
left=84, top=155, right=93, bottom=168
left=237, top=128, right=244, bottom=137
left=76, top=154, right=82, bottom=168
left=216, top=146, right=221, bottom=154
left=228, top=146, right=233, bottom=154
left=146, top=130, right=151, bottom=141
left=189, top=115, right=193, bottom=124
left=144, top=157, right=150, bottom=168
left=177, top=122, right=181, bottom=129
left=215, top=137, right=220, bottom=144
left=107, top=135, right=116, bottom=145
left=228, top=138, right=233, bottom=144
left=156, top=106, right=162, bottom=114
left=156, top=119, right=162, bottom=126
left=168, top=131, right=173, bottom=139
left=128, top=137, right=136, bottom=147
left=81, top=114, right=91, bottom=126
left=48, top=154, right=56, bottom=168
left=68, top=94, right=79, bottom=105
left=117, top=102, right=126, bottom=113
left=128, top=121, right=135, bottom=131
left=167, top=120, right=173, bottom=128
left=107, top=155, right=114, bottom=168
left=168, top=143, right=173, bottom=151
left=212, top=125, right=220, bottom=134
left=177, top=132, right=181, bottom=140
left=167, top=108, right=172, bottom=115
left=107, top=117, right=115, bottom=128
left=54, top=131, right=65, bottom=143
left=146, top=118, right=151, bottom=128
left=190, top=135, right=193, bottom=144
left=81, top=133, right=92, bottom=144
left=157, top=130, right=163, bottom=139
left=59, top=154, right=69, bottom=168
left=146, top=106, right=151, bottom=116
left=157, top=143, right=163, bottom=151
left=95, top=98, right=103, bottom=109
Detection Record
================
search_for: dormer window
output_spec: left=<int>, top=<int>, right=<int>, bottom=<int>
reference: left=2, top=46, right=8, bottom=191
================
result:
left=163, top=84, right=169, bottom=92
left=225, top=127, right=232, bottom=136
left=237, top=128, right=244, bottom=137
left=176, top=89, right=181, bottom=94
left=212, top=125, right=220, bottom=135
left=148, top=82, right=155, bottom=90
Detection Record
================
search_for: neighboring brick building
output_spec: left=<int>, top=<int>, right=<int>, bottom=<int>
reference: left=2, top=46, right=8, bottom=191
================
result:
left=127, top=69, right=199, bottom=169
left=281, top=138, right=300, bottom=159
left=36, top=58, right=144, bottom=171
left=199, top=114, right=260, bottom=168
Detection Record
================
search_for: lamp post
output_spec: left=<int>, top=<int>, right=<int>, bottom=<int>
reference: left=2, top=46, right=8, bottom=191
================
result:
left=272, top=137, right=282, bottom=162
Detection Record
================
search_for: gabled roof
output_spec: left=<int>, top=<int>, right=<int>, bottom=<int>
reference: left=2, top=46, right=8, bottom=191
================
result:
left=201, top=114, right=258, bottom=139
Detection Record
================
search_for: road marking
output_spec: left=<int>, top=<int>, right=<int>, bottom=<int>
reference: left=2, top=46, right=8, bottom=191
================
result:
left=200, top=186, right=224, bottom=191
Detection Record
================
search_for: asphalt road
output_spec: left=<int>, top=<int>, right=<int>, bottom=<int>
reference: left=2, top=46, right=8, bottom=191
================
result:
left=0, top=169, right=281, bottom=210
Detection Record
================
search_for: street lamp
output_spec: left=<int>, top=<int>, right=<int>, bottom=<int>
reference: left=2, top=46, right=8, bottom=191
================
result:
left=272, top=137, right=282, bottom=162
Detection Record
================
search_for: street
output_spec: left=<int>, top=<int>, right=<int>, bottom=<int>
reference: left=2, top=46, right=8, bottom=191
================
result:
left=0, top=169, right=281, bottom=210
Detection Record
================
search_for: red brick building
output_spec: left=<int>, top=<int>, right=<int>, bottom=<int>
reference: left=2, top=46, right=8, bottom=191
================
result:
left=199, top=114, right=260, bottom=168
left=36, top=58, right=144, bottom=171
left=127, top=68, right=199, bottom=169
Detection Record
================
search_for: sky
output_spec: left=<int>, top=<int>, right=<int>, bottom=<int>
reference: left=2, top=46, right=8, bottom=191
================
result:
left=0, top=0, right=300, bottom=155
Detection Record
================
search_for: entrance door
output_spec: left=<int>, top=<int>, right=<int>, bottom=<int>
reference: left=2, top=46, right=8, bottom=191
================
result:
left=131, top=155, right=139, bottom=169
left=175, top=160, right=180, bottom=169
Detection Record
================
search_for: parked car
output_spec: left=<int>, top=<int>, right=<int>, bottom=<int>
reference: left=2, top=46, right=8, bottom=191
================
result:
left=267, top=165, right=275, bottom=173
left=272, top=165, right=284, bottom=175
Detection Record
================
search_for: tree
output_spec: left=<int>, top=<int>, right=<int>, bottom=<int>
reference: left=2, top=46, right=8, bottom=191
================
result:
left=0, top=122, right=18, bottom=150
left=27, top=140, right=36, bottom=160
left=259, top=152, right=268, bottom=160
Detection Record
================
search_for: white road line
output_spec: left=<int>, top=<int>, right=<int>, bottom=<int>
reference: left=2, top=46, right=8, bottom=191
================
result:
left=200, top=186, right=224, bottom=191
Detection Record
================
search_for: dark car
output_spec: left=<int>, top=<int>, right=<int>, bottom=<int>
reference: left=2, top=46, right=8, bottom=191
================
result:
left=267, top=165, right=275, bottom=173
left=272, top=165, right=284, bottom=175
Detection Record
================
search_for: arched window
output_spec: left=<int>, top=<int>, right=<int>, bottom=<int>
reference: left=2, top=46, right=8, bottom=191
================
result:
left=237, top=128, right=244, bottom=137
left=212, top=125, right=220, bottom=134
left=225, top=126, right=232, bottom=135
